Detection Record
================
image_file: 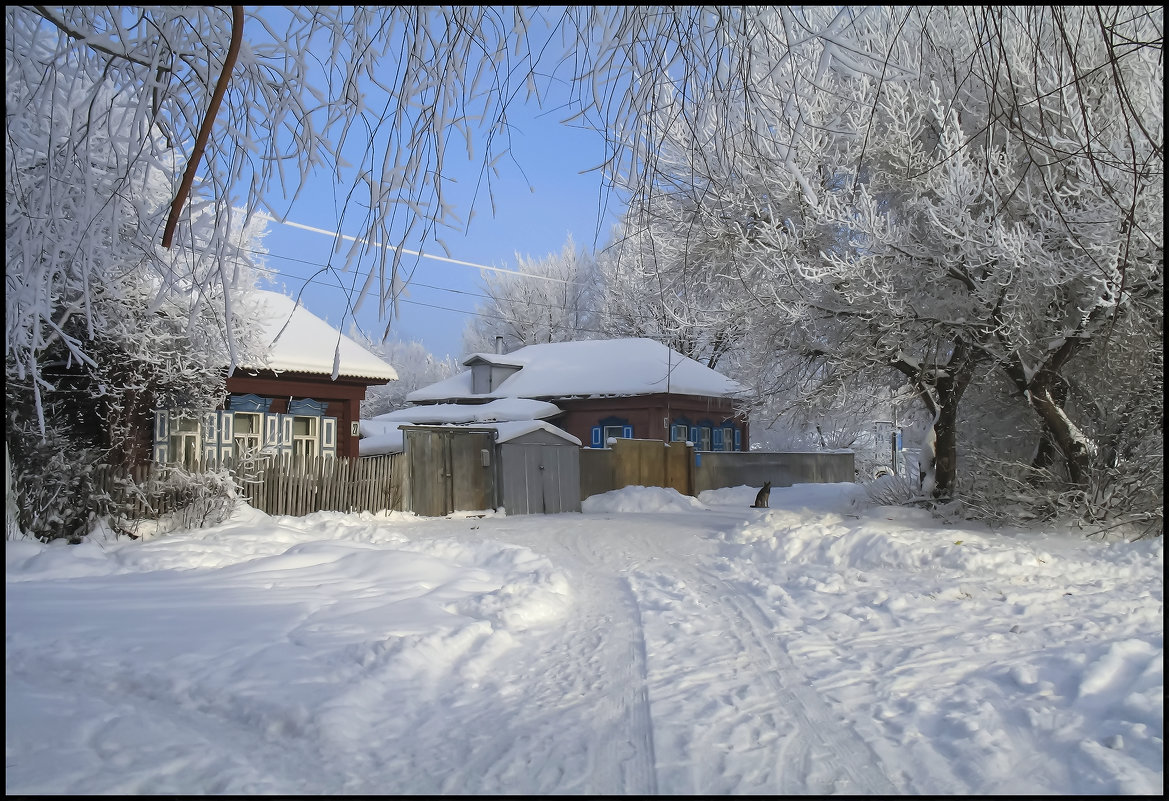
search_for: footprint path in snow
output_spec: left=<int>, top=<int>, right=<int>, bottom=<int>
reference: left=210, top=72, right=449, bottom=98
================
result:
left=519, top=512, right=900, bottom=795
left=431, top=538, right=660, bottom=795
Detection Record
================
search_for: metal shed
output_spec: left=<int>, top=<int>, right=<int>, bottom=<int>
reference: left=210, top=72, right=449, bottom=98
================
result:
left=496, top=424, right=581, bottom=515
left=402, top=422, right=580, bottom=516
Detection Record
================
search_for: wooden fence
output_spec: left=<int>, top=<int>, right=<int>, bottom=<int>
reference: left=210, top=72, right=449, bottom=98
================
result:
left=94, top=453, right=405, bottom=524
left=580, top=439, right=692, bottom=500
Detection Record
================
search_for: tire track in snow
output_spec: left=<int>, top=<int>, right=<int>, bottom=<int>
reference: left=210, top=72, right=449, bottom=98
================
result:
left=613, top=574, right=660, bottom=794
left=552, top=512, right=900, bottom=794
left=627, top=551, right=897, bottom=794
left=756, top=576, right=969, bottom=794
left=472, top=512, right=901, bottom=794
left=703, top=573, right=899, bottom=794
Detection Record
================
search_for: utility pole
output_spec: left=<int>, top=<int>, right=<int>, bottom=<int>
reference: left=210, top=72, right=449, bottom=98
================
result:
left=891, top=387, right=901, bottom=477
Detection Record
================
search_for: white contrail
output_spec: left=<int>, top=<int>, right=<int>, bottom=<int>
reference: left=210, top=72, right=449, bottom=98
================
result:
left=261, top=213, right=570, bottom=284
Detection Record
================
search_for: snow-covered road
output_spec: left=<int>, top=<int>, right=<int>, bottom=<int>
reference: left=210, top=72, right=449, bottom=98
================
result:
left=6, top=484, right=1162, bottom=795
left=494, top=509, right=899, bottom=794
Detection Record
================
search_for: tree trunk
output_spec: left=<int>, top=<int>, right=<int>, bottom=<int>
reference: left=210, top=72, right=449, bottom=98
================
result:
left=1028, top=379, right=1094, bottom=487
left=5, top=442, right=22, bottom=540
left=930, top=374, right=970, bottom=500
left=1029, top=376, right=1068, bottom=474
left=895, top=339, right=978, bottom=501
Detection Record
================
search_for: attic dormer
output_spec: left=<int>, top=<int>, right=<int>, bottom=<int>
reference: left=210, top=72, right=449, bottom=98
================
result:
left=462, top=353, right=524, bottom=394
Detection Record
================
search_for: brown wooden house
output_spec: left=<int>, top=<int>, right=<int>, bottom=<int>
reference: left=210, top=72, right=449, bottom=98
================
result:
left=152, top=290, right=397, bottom=466
left=405, top=338, right=749, bottom=452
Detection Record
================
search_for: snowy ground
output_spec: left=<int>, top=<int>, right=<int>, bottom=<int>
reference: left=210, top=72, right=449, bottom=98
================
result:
left=6, top=483, right=1163, bottom=795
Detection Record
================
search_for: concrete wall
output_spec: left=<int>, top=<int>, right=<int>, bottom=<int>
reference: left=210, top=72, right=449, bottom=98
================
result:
left=580, top=440, right=855, bottom=500
left=692, top=451, right=855, bottom=494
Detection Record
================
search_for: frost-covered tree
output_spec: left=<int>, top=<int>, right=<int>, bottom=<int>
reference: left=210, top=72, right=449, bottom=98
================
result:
left=359, top=338, right=459, bottom=417
left=461, top=235, right=601, bottom=355
left=6, top=11, right=269, bottom=539
left=607, top=6, right=1162, bottom=515
left=597, top=210, right=748, bottom=370
left=7, top=6, right=925, bottom=366
left=6, top=6, right=1160, bottom=531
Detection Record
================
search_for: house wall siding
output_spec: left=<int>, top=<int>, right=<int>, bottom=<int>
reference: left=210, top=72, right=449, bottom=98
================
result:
left=549, top=393, right=749, bottom=451
left=226, top=372, right=382, bottom=458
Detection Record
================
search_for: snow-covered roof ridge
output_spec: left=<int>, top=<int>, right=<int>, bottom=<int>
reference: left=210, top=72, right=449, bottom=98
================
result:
left=462, top=352, right=526, bottom=367
left=236, top=289, right=398, bottom=381
left=373, top=398, right=561, bottom=424
left=358, top=416, right=580, bottom=456
left=408, top=338, right=743, bottom=403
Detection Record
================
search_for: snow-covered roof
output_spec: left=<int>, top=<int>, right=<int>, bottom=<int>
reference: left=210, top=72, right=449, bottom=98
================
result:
left=236, top=290, right=398, bottom=382
left=407, top=338, right=743, bottom=403
left=462, top=352, right=525, bottom=368
left=358, top=418, right=580, bottom=456
left=372, top=398, right=561, bottom=425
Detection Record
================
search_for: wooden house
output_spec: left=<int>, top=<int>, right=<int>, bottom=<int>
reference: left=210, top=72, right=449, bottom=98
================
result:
left=152, top=290, right=397, bottom=466
left=404, top=338, right=749, bottom=452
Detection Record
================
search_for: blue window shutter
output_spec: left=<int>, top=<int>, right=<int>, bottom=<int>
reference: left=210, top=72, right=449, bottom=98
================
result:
left=591, top=426, right=602, bottom=448
left=288, top=397, right=327, bottom=416
left=713, top=428, right=723, bottom=449
left=690, top=426, right=699, bottom=443
left=228, top=393, right=272, bottom=413
left=622, top=425, right=633, bottom=439
left=734, top=429, right=741, bottom=451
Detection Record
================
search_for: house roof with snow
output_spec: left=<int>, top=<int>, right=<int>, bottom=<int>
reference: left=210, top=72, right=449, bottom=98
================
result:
left=235, top=290, right=398, bottom=382
left=359, top=400, right=579, bottom=456
left=371, top=398, right=561, bottom=424
left=405, top=338, right=743, bottom=404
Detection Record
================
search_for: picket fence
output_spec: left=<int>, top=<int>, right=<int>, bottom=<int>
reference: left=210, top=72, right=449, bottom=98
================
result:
left=96, top=454, right=405, bottom=524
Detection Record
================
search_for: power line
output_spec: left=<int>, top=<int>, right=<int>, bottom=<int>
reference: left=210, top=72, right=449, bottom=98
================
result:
left=254, top=249, right=735, bottom=367
left=254, top=247, right=677, bottom=333
left=250, top=244, right=744, bottom=356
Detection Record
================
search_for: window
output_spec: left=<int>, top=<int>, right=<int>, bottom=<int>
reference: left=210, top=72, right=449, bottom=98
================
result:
left=169, top=416, right=200, bottom=468
left=233, top=412, right=262, bottom=455
left=593, top=417, right=632, bottom=448
left=670, top=424, right=690, bottom=442
left=697, top=427, right=711, bottom=452
left=292, top=415, right=318, bottom=460
left=603, top=425, right=627, bottom=444
left=722, top=427, right=735, bottom=451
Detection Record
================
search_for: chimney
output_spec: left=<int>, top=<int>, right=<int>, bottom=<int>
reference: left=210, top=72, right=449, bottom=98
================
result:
left=495, top=335, right=505, bottom=354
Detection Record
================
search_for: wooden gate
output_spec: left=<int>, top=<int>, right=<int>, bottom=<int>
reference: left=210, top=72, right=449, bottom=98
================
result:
left=405, top=427, right=496, bottom=516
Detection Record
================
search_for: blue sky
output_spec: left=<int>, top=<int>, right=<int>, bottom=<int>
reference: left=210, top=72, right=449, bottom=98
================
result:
left=253, top=85, right=622, bottom=361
